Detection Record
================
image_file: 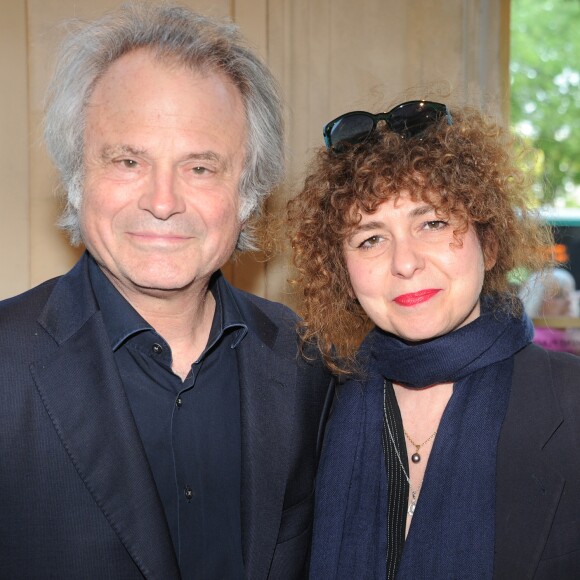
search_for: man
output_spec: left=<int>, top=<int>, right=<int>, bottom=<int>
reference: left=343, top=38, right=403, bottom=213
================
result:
left=0, top=4, right=332, bottom=579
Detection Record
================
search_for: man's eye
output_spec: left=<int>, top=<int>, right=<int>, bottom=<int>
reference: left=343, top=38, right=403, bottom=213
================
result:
left=117, top=159, right=138, bottom=168
left=192, top=166, right=210, bottom=175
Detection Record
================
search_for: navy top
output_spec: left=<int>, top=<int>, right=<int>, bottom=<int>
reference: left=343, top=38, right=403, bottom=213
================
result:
left=89, top=257, right=247, bottom=579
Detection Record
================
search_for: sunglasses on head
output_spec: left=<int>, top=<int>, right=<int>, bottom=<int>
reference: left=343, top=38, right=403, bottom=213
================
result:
left=323, top=100, right=452, bottom=151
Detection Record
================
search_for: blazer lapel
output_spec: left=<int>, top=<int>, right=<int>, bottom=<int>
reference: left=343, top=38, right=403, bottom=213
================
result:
left=31, top=256, right=180, bottom=580
left=237, top=321, right=297, bottom=580
left=494, top=345, right=565, bottom=579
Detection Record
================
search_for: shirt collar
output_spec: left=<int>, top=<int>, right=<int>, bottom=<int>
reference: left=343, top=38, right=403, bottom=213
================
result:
left=88, top=255, right=248, bottom=352
left=206, top=270, right=248, bottom=350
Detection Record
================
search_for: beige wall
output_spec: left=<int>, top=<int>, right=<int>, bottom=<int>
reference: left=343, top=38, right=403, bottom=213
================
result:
left=0, top=0, right=510, bottom=302
left=0, top=1, right=29, bottom=297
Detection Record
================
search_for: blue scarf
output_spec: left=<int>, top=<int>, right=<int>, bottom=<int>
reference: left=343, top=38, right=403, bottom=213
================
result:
left=310, top=302, right=533, bottom=579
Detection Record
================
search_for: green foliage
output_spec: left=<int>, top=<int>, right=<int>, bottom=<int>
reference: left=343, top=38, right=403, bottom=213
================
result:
left=510, top=0, right=580, bottom=206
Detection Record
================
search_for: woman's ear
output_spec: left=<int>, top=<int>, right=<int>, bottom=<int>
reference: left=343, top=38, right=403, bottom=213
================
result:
left=483, top=238, right=498, bottom=271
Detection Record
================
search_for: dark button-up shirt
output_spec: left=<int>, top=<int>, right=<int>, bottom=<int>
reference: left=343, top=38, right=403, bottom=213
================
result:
left=89, top=257, right=247, bottom=579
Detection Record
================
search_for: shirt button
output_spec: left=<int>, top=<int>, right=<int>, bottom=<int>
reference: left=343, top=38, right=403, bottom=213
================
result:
left=176, top=397, right=182, bottom=408
left=184, top=486, right=193, bottom=501
left=152, top=343, right=163, bottom=355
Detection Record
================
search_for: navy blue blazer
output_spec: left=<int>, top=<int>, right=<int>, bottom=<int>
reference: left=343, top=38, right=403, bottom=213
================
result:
left=495, top=344, right=580, bottom=579
left=0, top=254, right=333, bottom=579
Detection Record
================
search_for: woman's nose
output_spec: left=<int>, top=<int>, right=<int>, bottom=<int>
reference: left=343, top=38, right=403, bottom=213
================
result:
left=390, top=238, right=425, bottom=278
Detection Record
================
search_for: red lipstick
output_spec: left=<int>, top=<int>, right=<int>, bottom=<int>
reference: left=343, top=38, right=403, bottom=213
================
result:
left=394, top=289, right=440, bottom=307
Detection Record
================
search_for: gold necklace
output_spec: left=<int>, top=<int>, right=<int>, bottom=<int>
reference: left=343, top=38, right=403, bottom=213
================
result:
left=383, top=397, right=422, bottom=516
left=404, top=429, right=437, bottom=464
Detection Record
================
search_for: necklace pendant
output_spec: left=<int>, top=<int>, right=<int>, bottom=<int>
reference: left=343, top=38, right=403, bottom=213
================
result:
left=408, top=501, right=416, bottom=516
left=411, top=452, right=421, bottom=463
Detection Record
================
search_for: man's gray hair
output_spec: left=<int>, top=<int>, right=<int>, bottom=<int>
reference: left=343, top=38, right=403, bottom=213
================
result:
left=44, top=2, right=284, bottom=251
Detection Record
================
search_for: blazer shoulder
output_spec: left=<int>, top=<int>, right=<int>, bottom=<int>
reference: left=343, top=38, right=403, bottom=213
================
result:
left=230, top=286, right=333, bottom=377
left=513, top=343, right=580, bottom=425
left=515, top=343, right=580, bottom=392
left=231, top=286, right=299, bottom=325
left=0, top=277, right=60, bottom=329
left=229, top=285, right=301, bottom=347
left=0, top=277, right=63, bottom=371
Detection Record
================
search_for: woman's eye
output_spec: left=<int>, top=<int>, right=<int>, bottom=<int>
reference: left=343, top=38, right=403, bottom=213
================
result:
left=424, top=220, right=448, bottom=230
left=359, top=235, right=382, bottom=248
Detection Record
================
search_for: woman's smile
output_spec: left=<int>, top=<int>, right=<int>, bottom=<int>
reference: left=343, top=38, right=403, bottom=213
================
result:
left=393, top=289, right=441, bottom=307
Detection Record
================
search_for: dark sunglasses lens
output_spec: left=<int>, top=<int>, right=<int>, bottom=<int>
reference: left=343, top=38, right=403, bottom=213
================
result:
left=388, top=102, right=446, bottom=138
left=329, top=114, right=375, bottom=150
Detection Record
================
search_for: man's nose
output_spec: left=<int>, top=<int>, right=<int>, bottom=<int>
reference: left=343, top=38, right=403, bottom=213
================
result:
left=138, top=167, right=186, bottom=219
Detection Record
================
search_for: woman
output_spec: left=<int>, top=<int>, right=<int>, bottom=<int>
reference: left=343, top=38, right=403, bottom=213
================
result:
left=521, top=268, right=578, bottom=320
left=288, top=101, right=580, bottom=579
left=520, top=268, right=580, bottom=355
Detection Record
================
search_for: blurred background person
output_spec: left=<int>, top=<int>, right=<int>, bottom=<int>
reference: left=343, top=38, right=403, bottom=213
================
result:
left=520, top=267, right=580, bottom=355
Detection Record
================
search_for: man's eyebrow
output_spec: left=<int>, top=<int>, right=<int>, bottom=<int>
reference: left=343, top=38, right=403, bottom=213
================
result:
left=99, top=146, right=226, bottom=167
left=183, top=151, right=224, bottom=165
left=100, top=145, right=146, bottom=160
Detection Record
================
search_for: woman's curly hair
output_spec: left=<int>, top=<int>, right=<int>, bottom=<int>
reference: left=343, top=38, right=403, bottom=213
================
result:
left=287, top=106, right=553, bottom=375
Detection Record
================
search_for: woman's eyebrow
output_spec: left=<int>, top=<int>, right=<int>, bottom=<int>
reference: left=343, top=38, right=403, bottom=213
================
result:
left=408, top=204, right=436, bottom=218
left=350, top=220, right=385, bottom=233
